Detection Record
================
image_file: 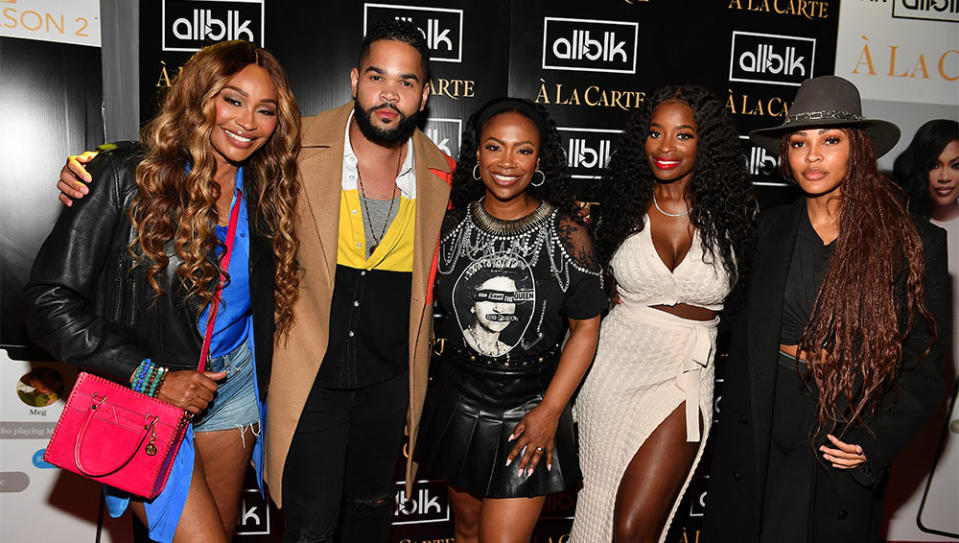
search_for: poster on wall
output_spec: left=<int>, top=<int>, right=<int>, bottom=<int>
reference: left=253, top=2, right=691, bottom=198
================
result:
left=835, top=0, right=958, bottom=169
left=0, top=0, right=104, bottom=360
left=0, top=3, right=127, bottom=541
left=836, top=2, right=959, bottom=541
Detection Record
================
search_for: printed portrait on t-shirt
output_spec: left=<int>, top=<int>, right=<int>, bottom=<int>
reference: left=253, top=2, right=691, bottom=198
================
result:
left=452, top=252, right=535, bottom=357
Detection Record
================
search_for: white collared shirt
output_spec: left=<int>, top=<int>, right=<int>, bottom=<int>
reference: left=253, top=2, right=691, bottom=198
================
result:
left=342, top=109, right=416, bottom=198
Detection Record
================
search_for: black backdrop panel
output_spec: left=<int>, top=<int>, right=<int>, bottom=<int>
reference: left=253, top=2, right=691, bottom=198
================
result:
left=135, top=1, right=843, bottom=540
left=139, top=0, right=269, bottom=122
left=507, top=0, right=840, bottom=201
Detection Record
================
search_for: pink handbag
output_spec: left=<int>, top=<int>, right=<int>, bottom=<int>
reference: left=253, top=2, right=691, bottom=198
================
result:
left=44, top=372, right=190, bottom=498
left=43, top=190, right=242, bottom=499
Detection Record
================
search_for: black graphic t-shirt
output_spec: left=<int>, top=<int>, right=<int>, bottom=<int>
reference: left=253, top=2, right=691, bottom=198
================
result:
left=435, top=201, right=606, bottom=360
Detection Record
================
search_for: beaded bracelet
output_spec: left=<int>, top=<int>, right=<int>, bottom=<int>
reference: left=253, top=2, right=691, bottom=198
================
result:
left=150, top=367, right=169, bottom=398
left=139, top=366, right=156, bottom=394
left=144, top=365, right=169, bottom=398
left=143, top=369, right=158, bottom=396
left=133, top=361, right=148, bottom=390
left=132, top=359, right=154, bottom=393
left=146, top=368, right=160, bottom=397
left=147, top=365, right=163, bottom=395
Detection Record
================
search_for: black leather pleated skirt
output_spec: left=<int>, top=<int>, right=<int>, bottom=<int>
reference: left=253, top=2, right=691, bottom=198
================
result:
left=414, top=345, right=581, bottom=498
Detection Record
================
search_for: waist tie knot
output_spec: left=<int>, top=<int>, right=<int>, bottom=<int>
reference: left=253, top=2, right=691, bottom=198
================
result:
left=681, top=324, right=714, bottom=442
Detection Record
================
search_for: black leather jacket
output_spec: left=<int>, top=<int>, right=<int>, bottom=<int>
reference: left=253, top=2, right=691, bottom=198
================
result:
left=24, top=143, right=276, bottom=400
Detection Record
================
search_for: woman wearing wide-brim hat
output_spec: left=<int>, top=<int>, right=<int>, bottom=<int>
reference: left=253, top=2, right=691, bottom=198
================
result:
left=703, top=75, right=950, bottom=542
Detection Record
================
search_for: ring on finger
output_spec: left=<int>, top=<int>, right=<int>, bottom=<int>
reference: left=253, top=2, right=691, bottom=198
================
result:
left=535, top=446, right=545, bottom=452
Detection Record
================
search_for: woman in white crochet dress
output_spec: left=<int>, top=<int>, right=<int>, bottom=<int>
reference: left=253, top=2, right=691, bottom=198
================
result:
left=571, top=86, right=756, bottom=543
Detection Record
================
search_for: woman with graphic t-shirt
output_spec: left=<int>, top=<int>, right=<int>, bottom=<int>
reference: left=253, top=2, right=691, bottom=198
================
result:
left=415, top=98, right=605, bottom=543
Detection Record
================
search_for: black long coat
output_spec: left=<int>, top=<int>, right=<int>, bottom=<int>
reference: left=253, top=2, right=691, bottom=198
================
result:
left=702, top=197, right=950, bottom=542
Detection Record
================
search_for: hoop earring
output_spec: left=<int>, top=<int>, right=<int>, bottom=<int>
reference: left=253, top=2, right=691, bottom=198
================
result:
left=530, top=169, right=546, bottom=187
left=472, top=165, right=481, bottom=180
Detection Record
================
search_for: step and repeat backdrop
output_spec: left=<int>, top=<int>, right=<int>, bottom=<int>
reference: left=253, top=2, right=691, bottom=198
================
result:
left=2, top=0, right=956, bottom=542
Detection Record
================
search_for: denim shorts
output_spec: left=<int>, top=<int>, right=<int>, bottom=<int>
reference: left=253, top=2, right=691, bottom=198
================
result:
left=192, top=341, right=260, bottom=433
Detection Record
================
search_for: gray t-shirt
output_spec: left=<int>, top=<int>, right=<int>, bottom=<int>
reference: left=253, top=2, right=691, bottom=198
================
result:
left=359, top=194, right=401, bottom=258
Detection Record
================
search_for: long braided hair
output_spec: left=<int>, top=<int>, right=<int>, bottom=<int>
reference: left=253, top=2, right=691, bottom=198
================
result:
left=781, top=128, right=937, bottom=437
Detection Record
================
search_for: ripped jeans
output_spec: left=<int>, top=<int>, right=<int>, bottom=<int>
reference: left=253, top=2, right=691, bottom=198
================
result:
left=282, top=371, right=408, bottom=543
left=193, top=340, right=260, bottom=439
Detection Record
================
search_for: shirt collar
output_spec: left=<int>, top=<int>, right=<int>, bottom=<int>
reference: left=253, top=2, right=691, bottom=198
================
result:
left=185, top=164, right=243, bottom=194
left=343, top=109, right=416, bottom=190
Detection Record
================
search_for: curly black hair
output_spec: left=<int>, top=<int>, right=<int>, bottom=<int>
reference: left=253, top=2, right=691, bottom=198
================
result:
left=595, top=85, right=756, bottom=294
left=893, top=119, right=958, bottom=217
left=450, top=98, right=579, bottom=219
left=359, top=19, right=431, bottom=80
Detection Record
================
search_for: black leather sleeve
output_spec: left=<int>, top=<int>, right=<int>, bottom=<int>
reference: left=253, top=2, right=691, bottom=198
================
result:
left=24, top=144, right=147, bottom=381
left=844, top=222, right=950, bottom=489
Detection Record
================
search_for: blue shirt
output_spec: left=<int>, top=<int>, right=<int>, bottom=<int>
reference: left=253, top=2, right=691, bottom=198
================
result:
left=198, top=167, right=253, bottom=357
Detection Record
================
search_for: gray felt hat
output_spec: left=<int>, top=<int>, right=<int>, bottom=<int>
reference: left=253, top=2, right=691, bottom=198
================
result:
left=749, top=75, right=900, bottom=157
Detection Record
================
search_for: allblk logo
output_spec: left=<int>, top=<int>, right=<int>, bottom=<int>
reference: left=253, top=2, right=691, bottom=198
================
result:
left=394, top=479, right=451, bottom=524
left=739, top=136, right=788, bottom=185
left=729, top=31, right=816, bottom=87
left=892, top=0, right=959, bottom=23
left=162, top=0, right=263, bottom=52
left=364, top=4, right=463, bottom=62
left=559, top=127, right=621, bottom=179
left=543, top=18, right=638, bottom=73
left=234, top=488, right=271, bottom=535
left=686, top=474, right=709, bottom=517
left=423, top=118, right=462, bottom=158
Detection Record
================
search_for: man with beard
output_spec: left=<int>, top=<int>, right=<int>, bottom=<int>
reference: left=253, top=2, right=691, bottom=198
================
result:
left=271, top=20, right=453, bottom=543
left=56, top=20, right=452, bottom=543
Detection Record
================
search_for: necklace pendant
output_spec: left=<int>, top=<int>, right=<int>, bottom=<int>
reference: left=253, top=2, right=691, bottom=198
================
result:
left=368, top=243, right=378, bottom=254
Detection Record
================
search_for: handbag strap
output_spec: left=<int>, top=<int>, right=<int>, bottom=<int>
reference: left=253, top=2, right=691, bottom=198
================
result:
left=74, top=400, right=155, bottom=477
left=197, top=189, right=242, bottom=373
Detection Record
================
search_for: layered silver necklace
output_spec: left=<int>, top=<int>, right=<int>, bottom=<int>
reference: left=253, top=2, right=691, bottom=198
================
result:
left=437, top=200, right=593, bottom=293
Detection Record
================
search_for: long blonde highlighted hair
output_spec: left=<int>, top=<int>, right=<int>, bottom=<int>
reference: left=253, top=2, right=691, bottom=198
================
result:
left=132, top=40, right=301, bottom=340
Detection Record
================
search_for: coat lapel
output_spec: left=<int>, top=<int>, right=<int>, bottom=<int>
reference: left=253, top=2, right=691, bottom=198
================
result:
left=298, top=106, right=352, bottom=287
left=404, top=128, right=452, bottom=492
left=409, top=130, right=452, bottom=312
left=748, top=197, right=805, bottom=483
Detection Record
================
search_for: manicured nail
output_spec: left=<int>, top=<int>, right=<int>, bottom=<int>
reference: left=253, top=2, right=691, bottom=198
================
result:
left=505, top=457, right=512, bottom=467
left=547, top=463, right=552, bottom=471
left=527, top=467, right=534, bottom=477
left=517, top=468, right=524, bottom=477
left=507, top=433, right=515, bottom=441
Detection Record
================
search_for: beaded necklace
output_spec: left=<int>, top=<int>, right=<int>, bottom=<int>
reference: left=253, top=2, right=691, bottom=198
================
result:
left=437, top=199, right=599, bottom=293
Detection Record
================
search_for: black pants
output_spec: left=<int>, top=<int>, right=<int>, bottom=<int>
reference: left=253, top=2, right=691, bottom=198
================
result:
left=282, top=371, right=409, bottom=543
left=761, top=352, right=818, bottom=543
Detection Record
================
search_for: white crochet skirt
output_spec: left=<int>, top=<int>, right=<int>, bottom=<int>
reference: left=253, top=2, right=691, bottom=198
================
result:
left=570, top=305, right=718, bottom=543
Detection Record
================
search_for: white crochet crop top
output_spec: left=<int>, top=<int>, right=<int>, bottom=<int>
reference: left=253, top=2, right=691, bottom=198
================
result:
left=610, top=218, right=732, bottom=311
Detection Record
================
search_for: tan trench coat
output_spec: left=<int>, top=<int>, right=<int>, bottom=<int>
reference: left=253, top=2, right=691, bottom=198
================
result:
left=264, top=102, right=452, bottom=505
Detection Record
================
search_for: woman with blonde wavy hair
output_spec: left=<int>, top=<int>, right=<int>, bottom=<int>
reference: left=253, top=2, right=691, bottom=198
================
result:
left=25, top=40, right=300, bottom=542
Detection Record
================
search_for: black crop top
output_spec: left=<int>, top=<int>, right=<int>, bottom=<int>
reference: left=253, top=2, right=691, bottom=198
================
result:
left=779, top=210, right=835, bottom=345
